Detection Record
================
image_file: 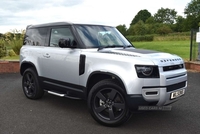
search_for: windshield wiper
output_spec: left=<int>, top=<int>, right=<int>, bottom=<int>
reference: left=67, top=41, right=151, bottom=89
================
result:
left=98, top=45, right=123, bottom=51
left=123, top=45, right=133, bottom=49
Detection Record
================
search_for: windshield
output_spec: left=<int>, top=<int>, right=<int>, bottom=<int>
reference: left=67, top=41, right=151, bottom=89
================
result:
left=75, top=25, right=133, bottom=48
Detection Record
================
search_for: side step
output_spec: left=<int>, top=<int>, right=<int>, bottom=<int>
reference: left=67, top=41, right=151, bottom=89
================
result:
left=47, top=91, right=81, bottom=100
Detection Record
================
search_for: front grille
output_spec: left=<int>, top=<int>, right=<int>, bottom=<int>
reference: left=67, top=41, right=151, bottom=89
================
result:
left=167, top=81, right=186, bottom=92
left=163, top=64, right=184, bottom=71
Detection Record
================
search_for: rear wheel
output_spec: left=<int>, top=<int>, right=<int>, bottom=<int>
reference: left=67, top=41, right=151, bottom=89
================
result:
left=88, top=79, right=132, bottom=127
left=22, top=68, right=44, bottom=99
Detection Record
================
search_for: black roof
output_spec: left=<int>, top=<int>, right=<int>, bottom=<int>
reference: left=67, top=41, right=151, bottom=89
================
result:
left=27, top=22, right=113, bottom=29
left=27, top=22, right=73, bottom=29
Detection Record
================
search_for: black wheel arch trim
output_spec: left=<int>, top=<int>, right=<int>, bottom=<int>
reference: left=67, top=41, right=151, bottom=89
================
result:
left=86, top=71, right=127, bottom=95
left=20, top=61, right=38, bottom=76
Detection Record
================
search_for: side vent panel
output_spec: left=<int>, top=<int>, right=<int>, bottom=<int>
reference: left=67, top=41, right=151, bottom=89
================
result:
left=79, top=55, right=86, bottom=75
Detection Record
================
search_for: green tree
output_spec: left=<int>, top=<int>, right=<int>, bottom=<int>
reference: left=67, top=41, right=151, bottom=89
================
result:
left=132, top=20, right=147, bottom=35
left=174, top=16, right=186, bottom=32
left=4, top=29, right=25, bottom=55
left=145, top=23, right=160, bottom=34
left=154, top=8, right=177, bottom=24
left=184, top=0, right=200, bottom=17
left=130, top=9, right=151, bottom=25
left=116, top=24, right=127, bottom=36
left=184, top=0, right=200, bottom=29
left=0, top=40, right=7, bottom=58
left=0, top=33, right=3, bottom=38
left=145, top=16, right=156, bottom=24
left=183, top=15, right=200, bottom=31
left=126, top=25, right=135, bottom=36
left=157, top=24, right=173, bottom=35
left=144, top=17, right=159, bottom=34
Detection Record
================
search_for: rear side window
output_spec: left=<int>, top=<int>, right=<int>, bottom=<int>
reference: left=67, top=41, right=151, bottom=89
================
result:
left=24, top=27, right=48, bottom=46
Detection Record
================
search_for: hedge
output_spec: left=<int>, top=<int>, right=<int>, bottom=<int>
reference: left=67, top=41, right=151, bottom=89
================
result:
left=126, top=35, right=154, bottom=42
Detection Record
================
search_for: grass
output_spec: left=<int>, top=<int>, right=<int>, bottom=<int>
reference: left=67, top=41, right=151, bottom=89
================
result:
left=132, top=40, right=191, bottom=60
left=1, top=55, right=19, bottom=60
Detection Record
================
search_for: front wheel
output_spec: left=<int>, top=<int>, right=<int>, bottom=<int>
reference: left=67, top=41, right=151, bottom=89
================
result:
left=22, top=68, right=44, bottom=99
left=88, top=80, right=132, bottom=127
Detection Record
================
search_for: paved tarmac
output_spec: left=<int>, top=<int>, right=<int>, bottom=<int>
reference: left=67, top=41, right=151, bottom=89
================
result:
left=0, top=72, right=200, bottom=134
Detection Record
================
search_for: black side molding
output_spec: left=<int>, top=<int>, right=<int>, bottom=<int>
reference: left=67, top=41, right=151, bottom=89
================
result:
left=79, top=54, right=86, bottom=75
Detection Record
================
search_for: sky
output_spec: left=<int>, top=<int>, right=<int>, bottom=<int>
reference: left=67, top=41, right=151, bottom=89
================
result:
left=0, top=0, right=191, bottom=33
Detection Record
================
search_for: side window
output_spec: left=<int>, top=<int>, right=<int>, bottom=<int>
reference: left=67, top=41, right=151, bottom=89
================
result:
left=24, top=28, right=48, bottom=46
left=50, top=27, right=74, bottom=47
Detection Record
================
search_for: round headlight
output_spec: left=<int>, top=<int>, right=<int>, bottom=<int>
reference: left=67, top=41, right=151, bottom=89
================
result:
left=142, top=66, right=153, bottom=76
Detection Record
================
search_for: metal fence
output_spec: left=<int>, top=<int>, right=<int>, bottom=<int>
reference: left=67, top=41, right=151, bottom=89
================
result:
left=190, top=29, right=200, bottom=61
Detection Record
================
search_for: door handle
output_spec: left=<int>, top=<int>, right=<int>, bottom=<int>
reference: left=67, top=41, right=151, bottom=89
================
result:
left=43, top=53, right=50, bottom=58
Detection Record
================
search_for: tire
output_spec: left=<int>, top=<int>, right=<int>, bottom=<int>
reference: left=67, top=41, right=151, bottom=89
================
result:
left=88, top=79, right=132, bottom=127
left=22, top=68, right=44, bottom=99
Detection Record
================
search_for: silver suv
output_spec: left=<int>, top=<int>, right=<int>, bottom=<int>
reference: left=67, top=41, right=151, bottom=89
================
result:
left=20, top=22, right=187, bottom=126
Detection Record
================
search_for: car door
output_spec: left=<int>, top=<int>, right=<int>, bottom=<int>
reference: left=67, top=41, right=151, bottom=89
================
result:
left=38, top=27, right=81, bottom=91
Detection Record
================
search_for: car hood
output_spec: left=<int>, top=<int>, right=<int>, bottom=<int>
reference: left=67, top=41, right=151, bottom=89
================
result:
left=100, top=48, right=184, bottom=65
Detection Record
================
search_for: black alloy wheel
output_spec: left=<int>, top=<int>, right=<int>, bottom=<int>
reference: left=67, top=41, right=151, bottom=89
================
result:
left=88, top=79, right=132, bottom=127
left=22, top=68, right=44, bottom=99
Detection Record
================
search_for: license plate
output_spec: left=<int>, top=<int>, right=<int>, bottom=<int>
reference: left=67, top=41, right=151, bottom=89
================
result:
left=170, top=89, right=185, bottom=99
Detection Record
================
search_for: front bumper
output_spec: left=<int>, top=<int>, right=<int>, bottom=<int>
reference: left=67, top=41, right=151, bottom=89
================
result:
left=141, top=81, right=187, bottom=106
left=126, top=81, right=187, bottom=111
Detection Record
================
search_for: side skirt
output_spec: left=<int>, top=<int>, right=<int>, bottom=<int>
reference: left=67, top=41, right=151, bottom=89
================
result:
left=39, top=77, right=87, bottom=100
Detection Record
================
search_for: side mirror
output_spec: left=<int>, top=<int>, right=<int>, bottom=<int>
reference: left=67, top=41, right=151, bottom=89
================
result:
left=58, top=38, right=71, bottom=48
left=58, top=38, right=77, bottom=48
left=71, top=40, right=77, bottom=48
